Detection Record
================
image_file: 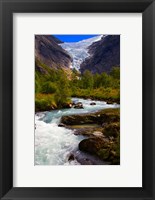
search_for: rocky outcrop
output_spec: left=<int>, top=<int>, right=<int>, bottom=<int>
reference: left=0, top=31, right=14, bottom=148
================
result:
left=90, top=102, right=96, bottom=105
left=73, top=127, right=103, bottom=137
left=79, top=126, right=120, bottom=165
left=58, top=123, right=66, bottom=127
left=79, top=137, right=109, bottom=154
left=61, top=108, right=120, bottom=126
left=73, top=150, right=109, bottom=165
left=61, top=108, right=120, bottom=165
left=73, top=102, right=84, bottom=109
left=103, top=122, right=120, bottom=138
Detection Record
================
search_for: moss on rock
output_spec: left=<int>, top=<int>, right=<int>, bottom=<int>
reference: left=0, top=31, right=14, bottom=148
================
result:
left=61, top=108, right=120, bottom=125
left=61, top=107, right=120, bottom=165
left=79, top=137, right=109, bottom=154
left=97, top=149, right=110, bottom=160
left=103, top=122, right=120, bottom=138
left=79, top=136, right=120, bottom=164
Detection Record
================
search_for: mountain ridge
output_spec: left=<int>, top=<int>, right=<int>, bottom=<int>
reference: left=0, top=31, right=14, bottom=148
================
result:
left=80, top=35, right=120, bottom=74
left=35, top=35, right=120, bottom=75
left=35, top=35, right=72, bottom=74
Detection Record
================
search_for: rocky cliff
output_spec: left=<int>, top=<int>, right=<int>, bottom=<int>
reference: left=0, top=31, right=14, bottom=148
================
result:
left=80, top=35, right=120, bottom=74
left=35, top=35, right=72, bottom=73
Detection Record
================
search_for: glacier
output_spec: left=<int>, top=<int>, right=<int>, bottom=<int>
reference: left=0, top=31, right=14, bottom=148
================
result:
left=59, top=35, right=104, bottom=71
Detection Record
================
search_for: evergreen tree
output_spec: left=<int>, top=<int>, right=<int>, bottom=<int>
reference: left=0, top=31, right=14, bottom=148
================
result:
left=81, top=70, right=94, bottom=89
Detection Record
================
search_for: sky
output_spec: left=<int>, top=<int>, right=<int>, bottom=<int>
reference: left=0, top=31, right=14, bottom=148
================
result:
left=53, top=35, right=99, bottom=43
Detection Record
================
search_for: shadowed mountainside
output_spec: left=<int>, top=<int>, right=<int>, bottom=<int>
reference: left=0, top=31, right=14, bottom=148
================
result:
left=80, top=35, right=120, bottom=74
left=35, top=35, right=72, bottom=74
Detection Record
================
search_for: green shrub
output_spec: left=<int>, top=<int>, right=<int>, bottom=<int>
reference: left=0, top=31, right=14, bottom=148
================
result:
left=41, top=82, right=57, bottom=94
left=35, top=61, right=120, bottom=110
left=35, top=94, right=57, bottom=112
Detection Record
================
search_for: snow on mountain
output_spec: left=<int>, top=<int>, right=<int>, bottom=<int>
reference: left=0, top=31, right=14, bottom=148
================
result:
left=59, top=35, right=104, bottom=70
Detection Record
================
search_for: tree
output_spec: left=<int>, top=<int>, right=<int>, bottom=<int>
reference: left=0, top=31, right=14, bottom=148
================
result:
left=35, top=80, right=40, bottom=93
left=93, top=73, right=101, bottom=88
left=100, top=72, right=111, bottom=88
left=110, top=67, right=120, bottom=80
left=70, top=68, right=80, bottom=88
left=81, top=70, right=94, bottom=89
left=54, top=71, right=71, bottom=107
left=41, top=81, right=57, bottom=94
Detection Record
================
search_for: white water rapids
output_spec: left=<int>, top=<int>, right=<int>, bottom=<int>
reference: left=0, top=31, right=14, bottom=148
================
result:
left=35, top=98, right=119, bottom=165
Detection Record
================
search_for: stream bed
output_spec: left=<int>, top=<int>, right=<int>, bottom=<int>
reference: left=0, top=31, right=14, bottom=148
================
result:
left=35, top=98, right=119, bottom=165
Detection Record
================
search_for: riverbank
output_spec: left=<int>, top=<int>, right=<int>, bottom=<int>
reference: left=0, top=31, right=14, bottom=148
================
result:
left=35, top=98, right=119, bottom=165
left=71, top=87, right=120, bottom=104
left=35, top=92, right=120, bottom=112
left=60, top=108, right=120, bottom=165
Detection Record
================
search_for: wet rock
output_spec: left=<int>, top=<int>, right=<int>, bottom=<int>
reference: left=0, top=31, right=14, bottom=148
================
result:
left=106, top=100, right=113, bottom=104
left=58, top=123, right=66, bottom=127
left=103, top=122, right=120, bottom=138
left=92, top=131, right=104, bottom=137
left=101, top=122, right=107, bottom=127
left=78, top=158, right=93, bottom=165
left=79, top=137, right=109, bottom=155
left=74, top=128, right=95, bottom=136
left=79, top=135, right=120, bottom=164
left=74, top=150, right=110, bottom=165
left=74, top=102, right=84, bottom=109
left=61, top=108, right=120, bottom=126
left=68, top=154, right=75, bottom=161
left=97, top=148, right=110, bottom=160
left=64, top=103, right=72, bottom=108
left=73, top=127, right=103, bottom=136
left=60, top=108, right=120, bottom=165
left=90, top=102, right=96, bottom=105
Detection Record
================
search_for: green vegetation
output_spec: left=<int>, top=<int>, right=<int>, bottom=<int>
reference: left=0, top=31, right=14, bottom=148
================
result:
left=35, top=59, right=120, bottom=111
left=35, top=93, right=57, bottom=112
left=35, top=59, right=120, bottom=163
left=70, top=108, right=120, bottom=164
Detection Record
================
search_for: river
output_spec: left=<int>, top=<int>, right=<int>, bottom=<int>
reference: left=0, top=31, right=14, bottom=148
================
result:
left=35, top=98, right=119, bottom=165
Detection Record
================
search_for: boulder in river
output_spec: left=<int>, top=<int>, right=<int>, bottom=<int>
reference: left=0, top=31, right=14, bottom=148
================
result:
left=61, top=108, right=120, bottom=126
left=68, top=153, right=75, bottom=161
left=90, top=102, right=96, bottom=105
left=60, top=107, right=120, bottom=165
left=73, top=102, right=84, bottom=109
left=79, top=135, right=120, bottom=164
left=58, top=123, right=66, bottom=127
left=63, top=103, right=73, bottom=108
left=74, top=150, right=110, bottom=165
left=79, top=137, right=109, bottom=154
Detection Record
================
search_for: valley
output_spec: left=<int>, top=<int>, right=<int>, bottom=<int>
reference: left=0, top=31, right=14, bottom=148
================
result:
left=35, top=34, right=120, bottom=165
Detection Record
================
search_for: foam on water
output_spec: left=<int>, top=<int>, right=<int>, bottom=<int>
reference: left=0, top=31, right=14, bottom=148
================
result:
left=35, top=120, right=83, bottom=165
left=35, top=98, right=119, bottom=165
